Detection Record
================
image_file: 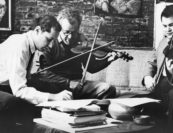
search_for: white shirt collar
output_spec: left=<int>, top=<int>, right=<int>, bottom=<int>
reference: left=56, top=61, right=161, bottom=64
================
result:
left=26, top=31, right=36, bottom=54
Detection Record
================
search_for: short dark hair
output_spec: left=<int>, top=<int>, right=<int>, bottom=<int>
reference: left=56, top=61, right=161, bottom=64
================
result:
left=57, top=7, right=82, bottom=26
left=161, top=5, right=173, bottom=21
left=33, top=15, right=61, bottom=32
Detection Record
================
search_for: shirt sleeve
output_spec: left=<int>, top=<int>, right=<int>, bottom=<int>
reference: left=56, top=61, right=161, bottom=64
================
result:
left=141, top=49, right=157, bottom=86
left=145, top=50, right=157, bottom=77
left=8, top=41, right=49, bottom=105
left=31, top=47, right=71, bottom=90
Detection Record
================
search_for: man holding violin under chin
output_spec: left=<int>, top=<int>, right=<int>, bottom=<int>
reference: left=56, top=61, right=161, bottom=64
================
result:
left=29, top=7, right=121, bottom=101
left=142, top=5, right=173, bottom=131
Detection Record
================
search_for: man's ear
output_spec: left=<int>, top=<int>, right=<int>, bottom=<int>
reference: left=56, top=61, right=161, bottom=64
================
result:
left=34, top=26, right=41, bottom=33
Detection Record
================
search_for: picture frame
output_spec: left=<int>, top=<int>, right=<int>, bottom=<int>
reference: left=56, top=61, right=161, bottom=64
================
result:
left=94, top=0, right=142, bottom=17
left=0, top=0, right=12, bottom=31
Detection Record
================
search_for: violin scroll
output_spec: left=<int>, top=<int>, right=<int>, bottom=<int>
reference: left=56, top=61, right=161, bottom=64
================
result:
left=116, top=51, right=133, bottom=62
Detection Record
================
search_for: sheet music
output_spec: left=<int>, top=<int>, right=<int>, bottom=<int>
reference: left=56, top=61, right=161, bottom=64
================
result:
left=108, top=98, right=160, bottom=107
left=37, top=99, right=95, bottom=111
left=37, top=98, right=160, bottom=112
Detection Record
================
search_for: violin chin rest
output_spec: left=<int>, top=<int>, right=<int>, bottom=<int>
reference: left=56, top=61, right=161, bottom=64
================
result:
left=70, top=46, right=89, bottom=54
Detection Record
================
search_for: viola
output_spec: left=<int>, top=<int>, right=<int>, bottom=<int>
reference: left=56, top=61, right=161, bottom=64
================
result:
left=71, top=41, right=133, bottom=62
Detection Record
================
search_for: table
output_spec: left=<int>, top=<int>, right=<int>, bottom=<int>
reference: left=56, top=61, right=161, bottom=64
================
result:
left=32, top=118, right=156, bottom=133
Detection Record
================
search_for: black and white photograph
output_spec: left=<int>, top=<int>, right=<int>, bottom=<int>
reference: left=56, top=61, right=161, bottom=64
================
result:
left=0, top=0, right=173, bottom=133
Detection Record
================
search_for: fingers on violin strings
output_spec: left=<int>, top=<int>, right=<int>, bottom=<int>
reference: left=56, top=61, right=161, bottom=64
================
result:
left=109, top=52, right=117, bottom=57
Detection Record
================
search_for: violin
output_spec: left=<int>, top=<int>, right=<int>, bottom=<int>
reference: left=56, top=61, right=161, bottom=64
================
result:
left=35, top=41, right=115, bottom=74
left=34, top=18, right=132, bottom=76
left=71, top=41, right=133, bottom=62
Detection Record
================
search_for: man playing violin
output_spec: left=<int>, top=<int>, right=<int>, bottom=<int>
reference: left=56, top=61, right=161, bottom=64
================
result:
left=30, top=7, right=120, bottom=100
left=142, top=5, right=173, bottom=131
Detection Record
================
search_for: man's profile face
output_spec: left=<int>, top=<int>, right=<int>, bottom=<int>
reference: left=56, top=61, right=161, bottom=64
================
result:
left=59, top=18, right=79, bottom=46
left=35, top=27, right=59, bottom=51
left=162, top=16, right=173, bottom=39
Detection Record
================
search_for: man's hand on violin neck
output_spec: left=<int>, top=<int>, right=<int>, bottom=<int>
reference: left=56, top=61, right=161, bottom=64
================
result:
left=107, top=52, right=118, bottom=62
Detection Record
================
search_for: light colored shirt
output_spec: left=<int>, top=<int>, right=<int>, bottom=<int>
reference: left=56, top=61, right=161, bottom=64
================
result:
left=0, top=31, right=49, bottom=104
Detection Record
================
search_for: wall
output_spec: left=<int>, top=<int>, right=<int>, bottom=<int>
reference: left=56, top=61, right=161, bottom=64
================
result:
left=86, top=49, right=154, bottom=90
left=0, top=0, right=154, bottom=48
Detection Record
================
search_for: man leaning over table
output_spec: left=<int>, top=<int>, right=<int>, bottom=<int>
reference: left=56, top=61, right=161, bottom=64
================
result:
left=0, top=15, right=61, bottom=133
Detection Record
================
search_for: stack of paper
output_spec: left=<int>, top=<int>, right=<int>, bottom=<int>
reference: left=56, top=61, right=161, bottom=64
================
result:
left=38, top=99, right=95, bottom=112
left=37, top=98, right=160, bottom=111
left=41, top=108, right=107, bottom=126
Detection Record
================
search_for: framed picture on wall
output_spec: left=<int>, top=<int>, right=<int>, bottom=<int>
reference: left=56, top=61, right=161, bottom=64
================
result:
left=0, top=0, right=12, bottom=31
left=94, top=0, right=142, bottom=17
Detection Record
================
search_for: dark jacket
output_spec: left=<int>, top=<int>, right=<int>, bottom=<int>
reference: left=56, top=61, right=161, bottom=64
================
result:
left=142, top=37, right=169, bottom=85
left=31, top=34, right=111, bottom=89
